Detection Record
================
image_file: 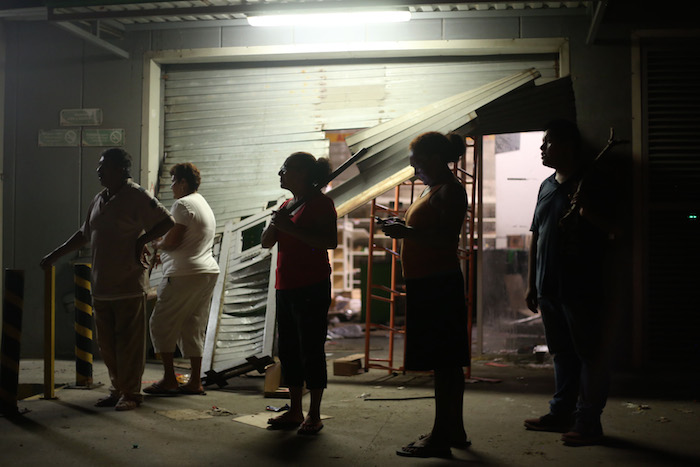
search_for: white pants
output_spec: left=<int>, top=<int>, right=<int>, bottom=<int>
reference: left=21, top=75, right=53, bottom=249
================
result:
left=149, top=273, right=218, bottom=357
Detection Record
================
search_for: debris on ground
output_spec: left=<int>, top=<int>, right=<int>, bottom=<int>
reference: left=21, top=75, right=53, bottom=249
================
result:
left=624, top=402, right=651, bottom=412
left=327, top=324, right=364, bottom=339
left=155, top=409, right=215, bottom=420
left=265, top=404, right=289, bottom=412
left=208, top=406, right=235, bottom=417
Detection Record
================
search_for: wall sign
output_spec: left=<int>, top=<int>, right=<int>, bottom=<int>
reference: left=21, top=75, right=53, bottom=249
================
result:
left=60, top=108, right=103, bottom=126
left=82, top=129, right=125, bottom=147
left=38, top=129, right=79, bottom=147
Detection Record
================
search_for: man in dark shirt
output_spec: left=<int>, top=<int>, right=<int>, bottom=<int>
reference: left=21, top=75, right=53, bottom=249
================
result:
left=524, top=119, right=614, bottom=446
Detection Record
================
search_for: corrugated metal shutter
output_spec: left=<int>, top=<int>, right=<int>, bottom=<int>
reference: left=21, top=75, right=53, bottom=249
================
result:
left=642, top=40, right=700, bottom=367
left=160, top=56, right=558, bottom=229
left=328, top=68, right=545, bottom=216
left=159, top=56, right=559, bottom=377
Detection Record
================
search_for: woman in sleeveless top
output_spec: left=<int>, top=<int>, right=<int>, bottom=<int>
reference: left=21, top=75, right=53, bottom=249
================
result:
left=382, top=131, right=470, bottom=458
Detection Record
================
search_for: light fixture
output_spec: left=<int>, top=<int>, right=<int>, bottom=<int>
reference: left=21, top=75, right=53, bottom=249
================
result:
left=247, top=10, right=411, bottom=27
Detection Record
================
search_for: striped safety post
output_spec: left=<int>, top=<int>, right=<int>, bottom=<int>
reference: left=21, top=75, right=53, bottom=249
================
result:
left=73, top=263, right=95, bottom=387
left=0, top=269, right=25, bottom=414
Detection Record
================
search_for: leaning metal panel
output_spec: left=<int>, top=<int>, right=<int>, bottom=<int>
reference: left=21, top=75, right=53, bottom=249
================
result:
left=202, top=208, right=278, bottom=375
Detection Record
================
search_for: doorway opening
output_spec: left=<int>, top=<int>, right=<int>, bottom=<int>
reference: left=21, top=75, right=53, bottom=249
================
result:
left=478, top=131, right=551, bottom=356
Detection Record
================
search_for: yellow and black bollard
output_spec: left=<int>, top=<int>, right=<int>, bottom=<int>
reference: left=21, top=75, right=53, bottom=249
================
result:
left=73, top=263, right=95, bottom=387
left=1, top=269, right=25, bottom=414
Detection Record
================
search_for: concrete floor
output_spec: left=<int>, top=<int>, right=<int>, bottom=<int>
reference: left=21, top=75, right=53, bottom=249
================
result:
left=3, top=334, right=700, bottom=467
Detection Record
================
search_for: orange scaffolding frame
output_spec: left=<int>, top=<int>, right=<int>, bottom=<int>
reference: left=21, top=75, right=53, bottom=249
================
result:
left=363, top=138, right=479, bottom=375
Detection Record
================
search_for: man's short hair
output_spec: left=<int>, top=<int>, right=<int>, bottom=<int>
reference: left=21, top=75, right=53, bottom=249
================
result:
left=170, top=162, right=201, bottom=191
left=545, top=118, right=584, bottom=161
left=545, top=119, right=581, bottom=147
left=101, top=147, right=132, bottom=180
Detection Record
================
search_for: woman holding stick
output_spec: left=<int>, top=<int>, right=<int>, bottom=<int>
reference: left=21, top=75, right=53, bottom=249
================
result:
left=262, top=152, right=338, bottom=435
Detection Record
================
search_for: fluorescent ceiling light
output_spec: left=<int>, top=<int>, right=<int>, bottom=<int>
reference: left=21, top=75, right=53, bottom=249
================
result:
left=247, top=11, right=411, bottom=27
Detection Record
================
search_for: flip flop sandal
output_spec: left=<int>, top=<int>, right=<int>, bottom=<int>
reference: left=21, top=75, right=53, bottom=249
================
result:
left=417, top=432, right=472, bottom=449
left=267, top=417, right=303, bottom=430
left=396, top=441, right=451, bottom=458
left=297, top=422, right=324, bottom=435
left=143, top=383, right=180, bottom=395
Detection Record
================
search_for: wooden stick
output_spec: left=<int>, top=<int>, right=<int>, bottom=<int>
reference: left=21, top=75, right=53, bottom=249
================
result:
left=559, top=128, right=628, bottom=227
left=282, top=147, right=368, bottom=213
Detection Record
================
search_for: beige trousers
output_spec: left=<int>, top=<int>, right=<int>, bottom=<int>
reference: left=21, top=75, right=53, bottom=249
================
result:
left=149, top=273, right=218, bottom=357
left=93, top=295, right=147, bottom=401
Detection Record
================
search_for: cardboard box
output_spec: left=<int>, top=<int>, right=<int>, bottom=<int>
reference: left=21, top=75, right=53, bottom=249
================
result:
left=264, top=360, right=308, bottom=398
left=333, top=353, right=364, bottom=376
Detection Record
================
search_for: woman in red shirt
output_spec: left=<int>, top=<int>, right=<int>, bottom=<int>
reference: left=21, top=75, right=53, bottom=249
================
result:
left=382, top=132, right=470, bottom=458
left=262, top=151, right=337, bottom=435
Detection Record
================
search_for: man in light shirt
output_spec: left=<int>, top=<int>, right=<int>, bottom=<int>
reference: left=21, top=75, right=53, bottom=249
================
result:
left=41, top=148, right=174, bottom=411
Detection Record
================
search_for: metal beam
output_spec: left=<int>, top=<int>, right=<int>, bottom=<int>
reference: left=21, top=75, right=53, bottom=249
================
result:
left=46, top=1, right=544, bottom=22
left=54, top=21, right=129, bottom=59
left=0, top=7, right=47, bottom=20
left=586, top=0, right=608, bottom=45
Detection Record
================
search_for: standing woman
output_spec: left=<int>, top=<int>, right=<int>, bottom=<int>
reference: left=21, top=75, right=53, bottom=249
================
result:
left=262, top=152, right=338, bottom=435
left=146, top=162, right=220, bottom=395
left=382, top=132, right=470, bottom=458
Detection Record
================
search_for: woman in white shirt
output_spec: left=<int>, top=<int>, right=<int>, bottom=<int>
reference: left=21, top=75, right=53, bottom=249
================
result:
left=145, top=162, right=220, bottom=395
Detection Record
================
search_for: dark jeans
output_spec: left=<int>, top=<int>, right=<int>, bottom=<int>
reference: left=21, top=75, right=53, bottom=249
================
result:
left=539, top=296, right=611, bottom=433
left=276, top=280, right=331, bottom=390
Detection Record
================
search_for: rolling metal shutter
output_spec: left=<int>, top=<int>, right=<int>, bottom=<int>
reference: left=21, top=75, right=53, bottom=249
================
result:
left=159, top=55, right=558, bottom=377
left=159, top=56, right=558, bottom=230
left=642, top=39, right=700, bottom=367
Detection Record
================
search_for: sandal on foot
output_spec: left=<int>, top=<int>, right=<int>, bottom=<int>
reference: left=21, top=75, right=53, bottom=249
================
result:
left=418, top=433, right=471, bottom=449
left=297, top=421, right=324, bottom=435
left=267, top=416, right=302, bottom=430
left=115, top=399, right=140, bottom=411
left=95, top=394, right=120, bottom=407
left=396, top=440, right=451, bottom=458
left=143, top=383, right=179, bottom=395
left=178, top=386, right=206, bottom=395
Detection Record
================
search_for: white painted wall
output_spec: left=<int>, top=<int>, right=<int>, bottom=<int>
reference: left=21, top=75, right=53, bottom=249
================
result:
left=495, top=131, right=553, bottom=249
